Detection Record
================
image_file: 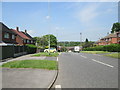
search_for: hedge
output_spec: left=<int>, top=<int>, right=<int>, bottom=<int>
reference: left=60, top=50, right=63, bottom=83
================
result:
left=25, top=44, right=37, bottom=54
left=83, top=44, right=120, bottom=52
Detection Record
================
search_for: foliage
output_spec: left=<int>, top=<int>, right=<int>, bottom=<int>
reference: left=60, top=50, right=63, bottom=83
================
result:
left=25, top=44, right=37, bottom=54
left=33, top=34, right=57, bottom=48
left=83, top=44, right=120, bottom=52
left=60, top=47, right=67, bottom=52
left=85, top=38, right=89, bottom=43
left=2, top=60, right=58, bottom=70
left=111, top=22, right=120, bottom=33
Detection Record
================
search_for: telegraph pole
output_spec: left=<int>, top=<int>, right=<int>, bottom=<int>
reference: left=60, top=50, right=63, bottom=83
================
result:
left=80, top=33, right=82, bottom=45
left=47, top=0, right=50, bottom=55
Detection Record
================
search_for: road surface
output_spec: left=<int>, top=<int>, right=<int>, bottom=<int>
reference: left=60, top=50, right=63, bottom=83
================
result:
left=52, top=52, right=118, bottom=89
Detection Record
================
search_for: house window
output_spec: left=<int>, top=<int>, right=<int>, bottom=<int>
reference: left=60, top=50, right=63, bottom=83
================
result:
left=27, top=40, right=29, bottom=43
left=4, top=33, right=9, bottom=39
left=12, top=34, right=15, bottom=39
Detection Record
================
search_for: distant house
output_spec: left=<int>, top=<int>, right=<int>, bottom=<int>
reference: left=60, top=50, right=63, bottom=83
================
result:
left=96, top=32, right=120, bottom=45
left=11, top=27, right=35, bottom=45
left=0, top=22, right=17, bottom=45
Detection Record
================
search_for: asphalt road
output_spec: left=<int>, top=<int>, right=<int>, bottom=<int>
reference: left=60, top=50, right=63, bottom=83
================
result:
left=52, top=52, right=118, bottom=88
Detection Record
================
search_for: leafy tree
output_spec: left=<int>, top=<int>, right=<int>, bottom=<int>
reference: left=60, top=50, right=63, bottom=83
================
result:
left=85, top=38, right=89, bottom=43
left=111, top=22, right=120, bottom=33
left=34, top=34, right=57, bottom=48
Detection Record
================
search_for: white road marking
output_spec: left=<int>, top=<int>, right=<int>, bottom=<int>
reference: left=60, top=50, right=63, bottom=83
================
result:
left=80, top=55, right=87, bottom=58
left=57, top=57, right=58, bottom=61
left=55, top=85, right=61, bottom=88
left=91, top=59, right=114, bottom=68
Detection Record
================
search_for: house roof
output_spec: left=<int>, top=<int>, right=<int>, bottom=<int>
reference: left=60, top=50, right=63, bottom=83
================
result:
left=101, top=32, right=120, bottom=39
left=11, top=29, right=31, bottom=40
left=1, top=22, right=16, bottom=35
left=22, top=32, right=33, bottom=40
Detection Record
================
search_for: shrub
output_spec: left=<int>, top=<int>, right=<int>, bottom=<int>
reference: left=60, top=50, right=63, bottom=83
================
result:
left=25, top=44, right=37, bottom=54
left=83, top=44, right=120, bottom=52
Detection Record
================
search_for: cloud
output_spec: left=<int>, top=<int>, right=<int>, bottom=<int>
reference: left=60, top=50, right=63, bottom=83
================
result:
left=76, top=4, right=99, bottom=23
left=46, top=15, right=50, bottom=19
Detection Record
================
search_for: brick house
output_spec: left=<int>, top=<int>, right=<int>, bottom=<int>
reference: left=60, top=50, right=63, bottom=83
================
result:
left=11, top=27, right=35, bottom=45
left=96, top=32, right=120, bottom=45
left=0, top=22, right=17, bottom=45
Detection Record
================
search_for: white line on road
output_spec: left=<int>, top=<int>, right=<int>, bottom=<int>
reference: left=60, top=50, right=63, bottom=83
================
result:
left=80, top=55, right=87, bottom=58
left=57, top=57, right=58, bottom=61
left=55, top=85, right=61, bottom=89
left=91, top=59, right=114, bottom=68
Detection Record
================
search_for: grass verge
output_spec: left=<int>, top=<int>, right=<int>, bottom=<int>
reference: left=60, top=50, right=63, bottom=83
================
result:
left=33, top=52, right=59, bottom=57
left=81, top=51, right=110, bottom=54
left=104, top=53, right=120, bottom=59
left=2, top=60, right=58, bottom=70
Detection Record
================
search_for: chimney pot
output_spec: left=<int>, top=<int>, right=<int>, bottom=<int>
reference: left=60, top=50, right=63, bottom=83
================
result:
left=16, top=27, right=19, bottom=31
left=25, top=30, right=27, bottom=33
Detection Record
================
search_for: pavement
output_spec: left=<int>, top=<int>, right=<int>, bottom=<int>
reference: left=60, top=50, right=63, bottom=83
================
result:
left=0, top=53, right=58, bottom=88
left=52, top=52, right=118, bottom=88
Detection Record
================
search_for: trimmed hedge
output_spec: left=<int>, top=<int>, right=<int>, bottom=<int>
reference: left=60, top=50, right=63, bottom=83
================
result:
left=25, top=44, right=37, bottom=54
left=83, top=44, right=120, bottom=52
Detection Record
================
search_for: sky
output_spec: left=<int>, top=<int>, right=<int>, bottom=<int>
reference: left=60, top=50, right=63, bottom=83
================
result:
left=2, top=2, right=118, bottom=41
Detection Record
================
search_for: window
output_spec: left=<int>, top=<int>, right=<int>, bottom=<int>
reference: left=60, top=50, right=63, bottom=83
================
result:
left=24, top=40, right=26, bottom=43
left=12, top=34, right=15, bottom=39
left=4, top=33, right=9, bottom=39
left=27, top=40, right=29, bottom=43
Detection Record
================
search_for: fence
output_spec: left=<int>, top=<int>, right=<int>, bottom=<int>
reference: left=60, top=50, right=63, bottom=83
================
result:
left=1, top=45, right=27, bottom=60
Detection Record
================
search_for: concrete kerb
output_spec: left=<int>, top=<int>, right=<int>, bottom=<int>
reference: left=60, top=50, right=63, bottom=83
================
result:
left=47, top=53, right=61, bottom=90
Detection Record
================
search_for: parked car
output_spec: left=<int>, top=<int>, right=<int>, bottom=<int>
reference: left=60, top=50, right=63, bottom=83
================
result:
left=44, top=48, right=57, bottom=53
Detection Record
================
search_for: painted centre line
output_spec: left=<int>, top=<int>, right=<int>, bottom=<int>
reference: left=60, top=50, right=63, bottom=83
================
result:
left=80, top=55, right=87, bottom=58
left=91, top=59, right=114, bottom=68
left=57, top=57, right=58, bottom=61
left=55, top=85, right=61, bottom=89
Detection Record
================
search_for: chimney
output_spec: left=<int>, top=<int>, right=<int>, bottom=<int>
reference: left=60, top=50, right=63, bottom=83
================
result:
left=16, top=27, right=19, bottom=31
left=25, top=30, right=27, bottom=33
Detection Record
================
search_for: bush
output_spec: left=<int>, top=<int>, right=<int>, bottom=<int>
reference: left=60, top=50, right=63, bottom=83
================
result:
left=25, top=44, right=37, bottom=54
left=83, top=44, right=120, bottom=52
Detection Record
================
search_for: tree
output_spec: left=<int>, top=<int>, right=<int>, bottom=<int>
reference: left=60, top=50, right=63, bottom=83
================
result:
left=34, top=34, right=57, bottom=48
left=85, top=38, right=89, bottom=43
left=111, top=22, right=120, bottom=33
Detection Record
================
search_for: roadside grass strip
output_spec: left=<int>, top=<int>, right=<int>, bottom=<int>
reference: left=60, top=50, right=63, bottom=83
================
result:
left=2, top=60, right=58, bottom=70
left=104, top=53, right=120, bottom=59
left=81, top=51, right=110, bottom=54
left=32, top=52, right=59, bottom=57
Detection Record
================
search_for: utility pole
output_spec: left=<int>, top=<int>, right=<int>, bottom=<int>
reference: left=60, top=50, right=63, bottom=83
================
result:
left=47, top=0, right=50, bottom=55
left=80, top=33, right=82, bottom=45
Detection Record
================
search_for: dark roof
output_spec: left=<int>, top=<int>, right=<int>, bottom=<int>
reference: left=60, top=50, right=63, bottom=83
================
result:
left=1, top=22, right=16, bottom=35
left=11, top=29, right=31, bottom=40
left=22, top=32, right=33, bottom=40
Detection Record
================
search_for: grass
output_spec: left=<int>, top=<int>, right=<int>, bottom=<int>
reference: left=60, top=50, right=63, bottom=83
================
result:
left=33, top=52, right=59, bottom=57
left=81, top=51, right=110, bottom=54
left=104, top=53, right=120, bottom=59
left=2, top=60, right=58, bottom=70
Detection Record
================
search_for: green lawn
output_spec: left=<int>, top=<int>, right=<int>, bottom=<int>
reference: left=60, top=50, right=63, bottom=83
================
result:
left=32, top=52, right=59, bottom=57
left=81, top=51, right=110, bottom=54
left=2, top=60, right=58, bottom=70
left=104, top=53, right=120, bottom=59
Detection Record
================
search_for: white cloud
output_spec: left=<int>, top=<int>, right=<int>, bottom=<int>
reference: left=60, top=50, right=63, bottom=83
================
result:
left=77, top=4, right=99, bottom=23
left=46, top=15, right=50, bottom=19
